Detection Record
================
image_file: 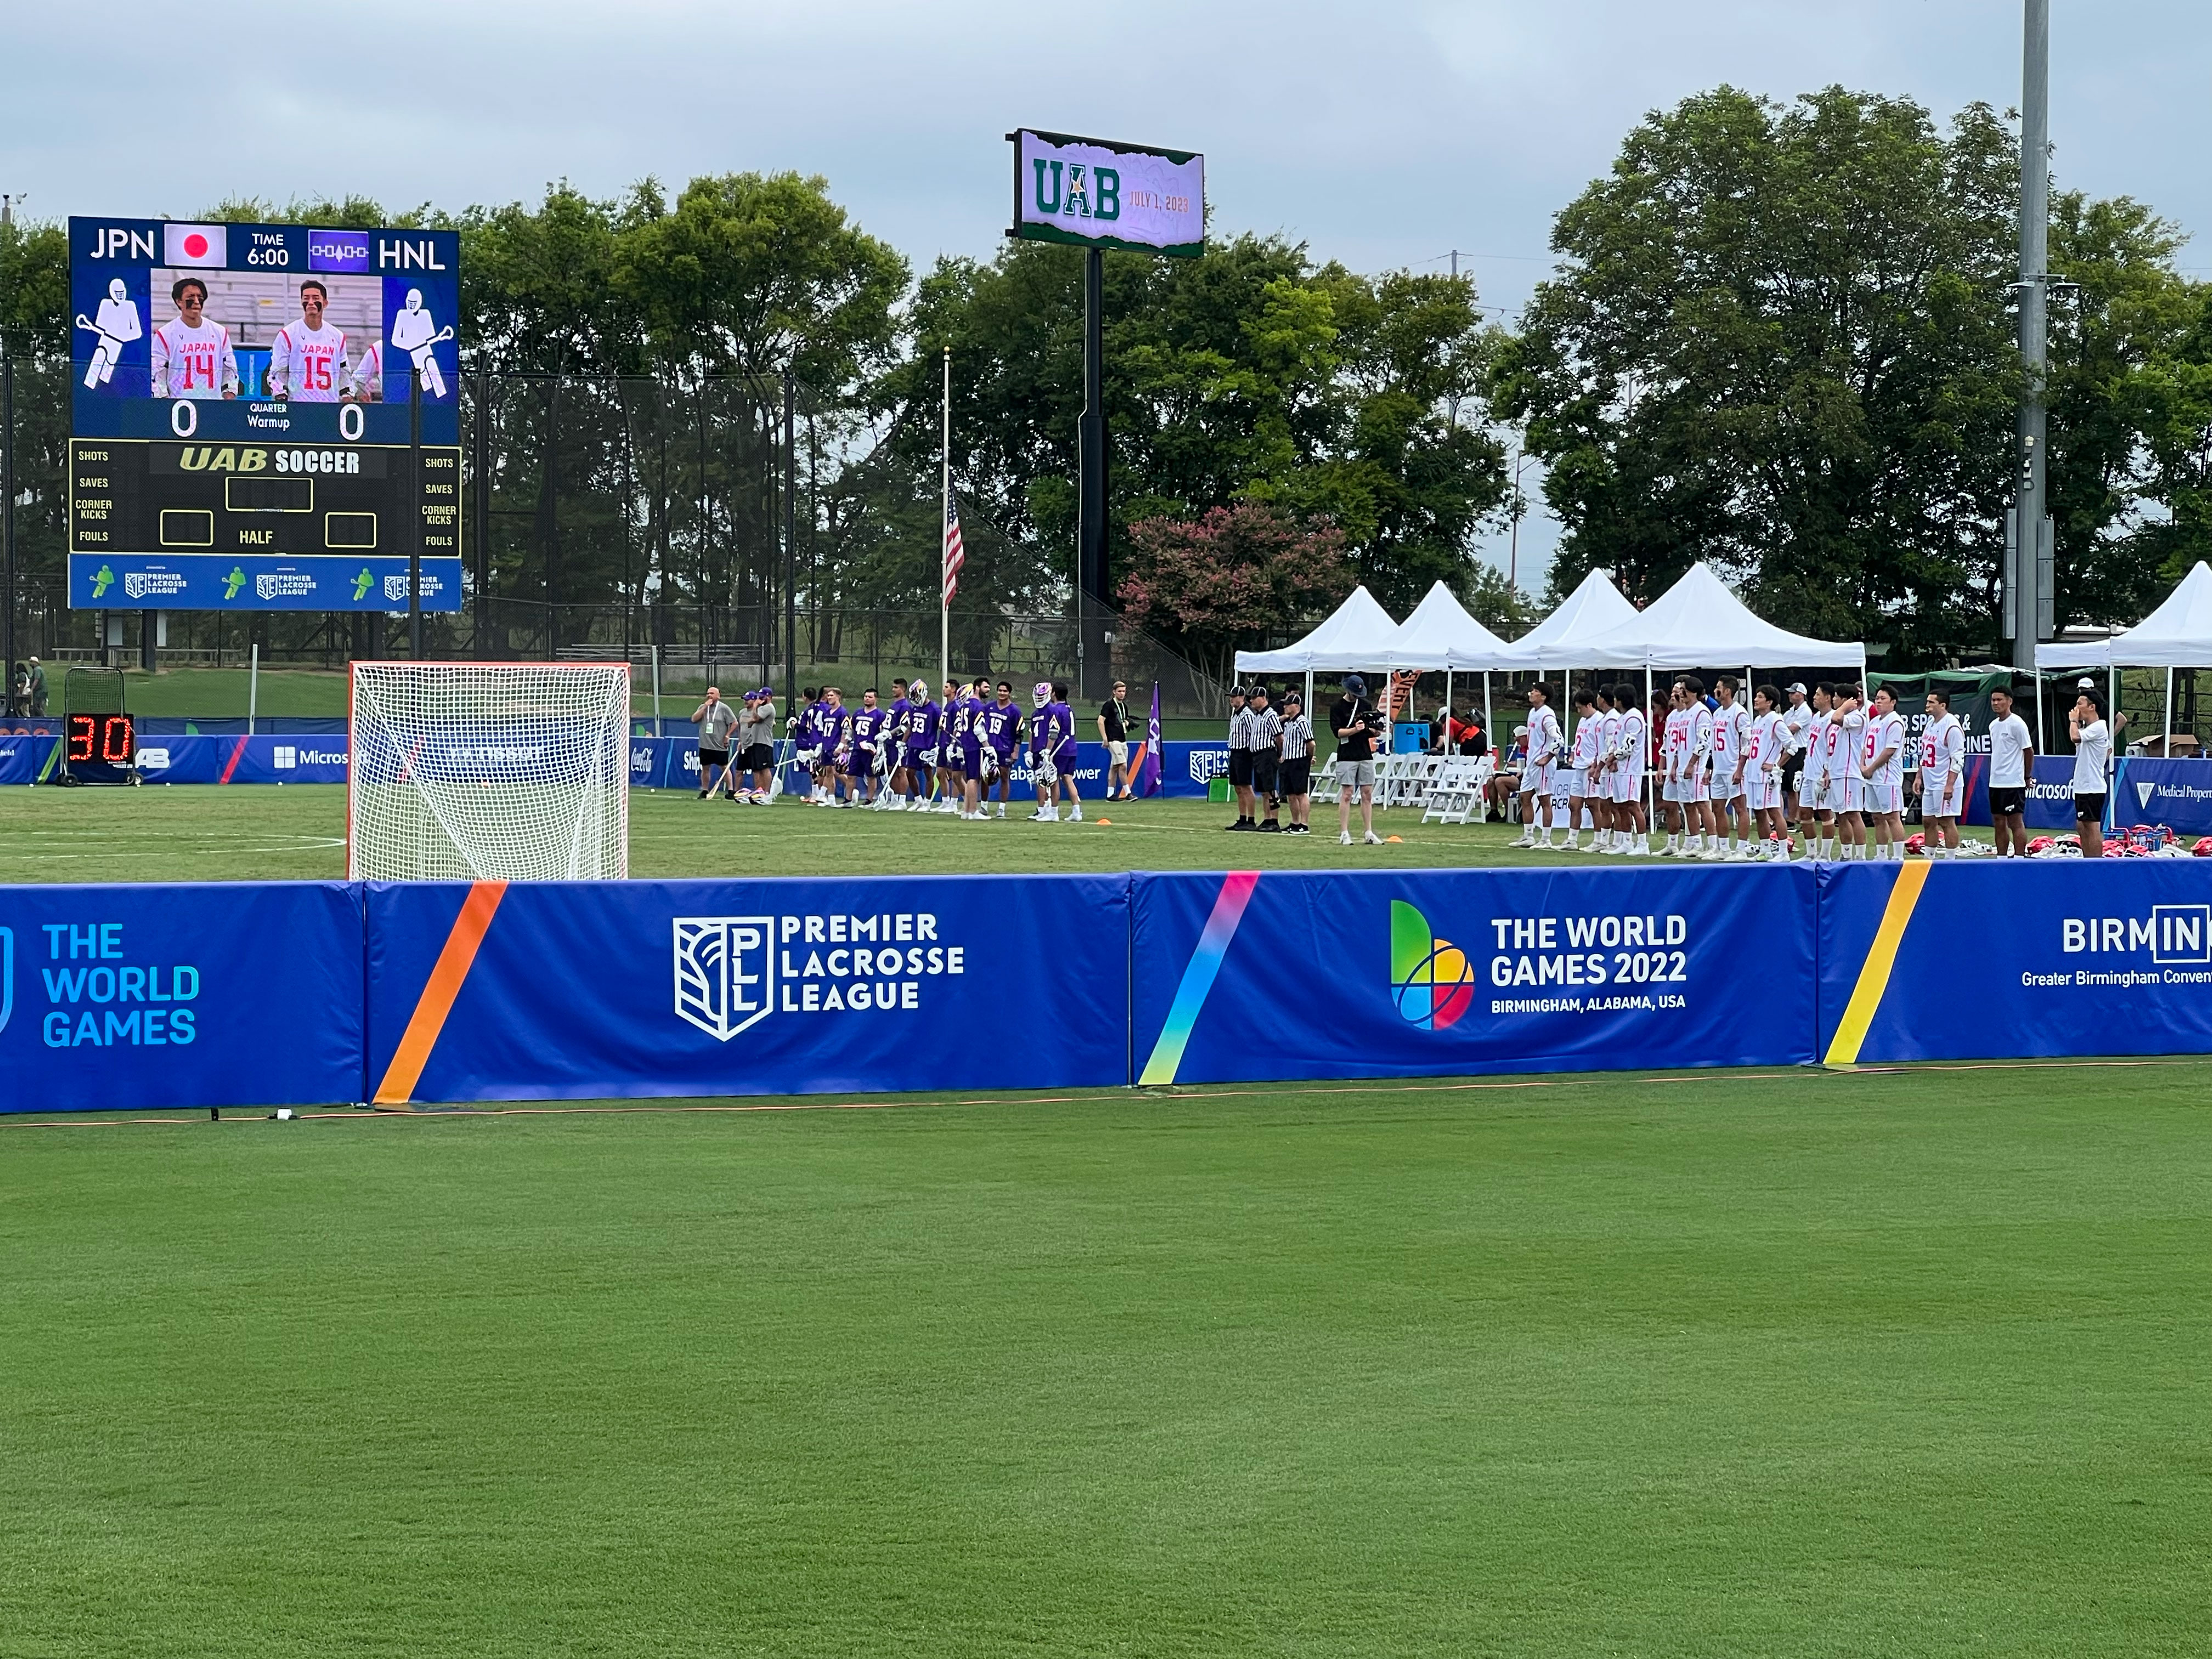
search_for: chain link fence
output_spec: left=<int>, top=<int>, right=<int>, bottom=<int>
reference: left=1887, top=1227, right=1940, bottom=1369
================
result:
left=1, top=362, right=1227, bottom=717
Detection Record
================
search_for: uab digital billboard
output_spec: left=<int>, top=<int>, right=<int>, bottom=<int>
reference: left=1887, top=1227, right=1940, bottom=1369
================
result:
left=1007, top=130, right=1205, bottom=257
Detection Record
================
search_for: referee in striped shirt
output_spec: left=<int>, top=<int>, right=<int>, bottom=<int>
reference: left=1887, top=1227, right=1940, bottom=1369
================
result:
left=1278, top=689, right=1313, bottom=834
left=1248, top=685, right=1284, bottom=832
left=1226, top=686, right=1259, bottom=830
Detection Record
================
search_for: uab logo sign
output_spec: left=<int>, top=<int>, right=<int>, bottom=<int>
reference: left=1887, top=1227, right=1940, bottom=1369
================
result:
left=1031, top=159, right=1122, bottom=223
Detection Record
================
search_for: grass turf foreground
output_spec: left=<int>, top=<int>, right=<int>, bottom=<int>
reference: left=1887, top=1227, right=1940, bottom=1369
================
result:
left=1, top=1066, right=2204, bottom=1657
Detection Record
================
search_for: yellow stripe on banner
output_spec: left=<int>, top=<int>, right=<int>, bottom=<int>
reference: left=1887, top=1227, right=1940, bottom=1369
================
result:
left=1824, top=861, right=1933, bottom=1066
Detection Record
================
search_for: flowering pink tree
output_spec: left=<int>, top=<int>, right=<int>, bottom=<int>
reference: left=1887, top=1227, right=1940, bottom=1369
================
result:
left=1117, top=503, right=1351, bottom=689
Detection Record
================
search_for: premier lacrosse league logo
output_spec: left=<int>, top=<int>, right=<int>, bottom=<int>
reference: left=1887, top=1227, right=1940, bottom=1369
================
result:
left=672, top=916, right=777, bottom=1041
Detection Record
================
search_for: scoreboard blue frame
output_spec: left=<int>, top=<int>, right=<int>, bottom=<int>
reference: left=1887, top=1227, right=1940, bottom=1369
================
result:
left=68, top=216, right=462, bottom=610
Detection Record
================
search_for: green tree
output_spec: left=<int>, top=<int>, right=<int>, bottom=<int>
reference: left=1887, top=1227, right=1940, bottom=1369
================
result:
left=1494, top=87, right=2024, bottom=657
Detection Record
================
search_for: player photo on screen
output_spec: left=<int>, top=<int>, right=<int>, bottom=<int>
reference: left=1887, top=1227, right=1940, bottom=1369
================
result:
left=138, top=268, right=381, bottom=402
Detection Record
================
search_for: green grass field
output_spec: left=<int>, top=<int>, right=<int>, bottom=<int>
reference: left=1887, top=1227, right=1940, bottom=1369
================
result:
left=0, top=783, right=1634, bottom=884
left=2, top=1066, right=2205, bottom=1657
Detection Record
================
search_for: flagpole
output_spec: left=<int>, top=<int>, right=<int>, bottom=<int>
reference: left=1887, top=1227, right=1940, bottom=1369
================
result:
left=940, top=346, right=951, bottom=699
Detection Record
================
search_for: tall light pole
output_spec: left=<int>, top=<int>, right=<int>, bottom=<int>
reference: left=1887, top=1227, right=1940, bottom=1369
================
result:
left=2007, top=0, right=2055, bottom=671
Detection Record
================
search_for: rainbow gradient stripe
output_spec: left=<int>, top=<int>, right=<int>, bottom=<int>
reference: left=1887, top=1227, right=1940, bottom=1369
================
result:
left=1391, top=900, right=1474, bottom=1031
left=1137, top=871, right=1260, bottom=1086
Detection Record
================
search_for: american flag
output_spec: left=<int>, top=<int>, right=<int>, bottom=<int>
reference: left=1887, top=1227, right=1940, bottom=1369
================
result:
left=943, top=489, right=966, bottom=606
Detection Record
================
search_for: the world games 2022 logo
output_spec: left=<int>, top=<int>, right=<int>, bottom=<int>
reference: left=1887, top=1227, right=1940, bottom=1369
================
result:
left=1390, top=900, right=1474, bottom=1030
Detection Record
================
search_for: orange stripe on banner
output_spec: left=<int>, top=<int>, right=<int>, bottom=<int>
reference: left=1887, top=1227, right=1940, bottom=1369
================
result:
left=372, top=882, right=506, bottom=1108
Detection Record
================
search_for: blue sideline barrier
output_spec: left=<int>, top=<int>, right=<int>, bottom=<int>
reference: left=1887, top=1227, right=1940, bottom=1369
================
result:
left=1816, top=860, right=2212, bottom=1065
left=363, top=876, right=1132, bottom=1104
left=0, top=735, right=58, bottom=785
left=8, top=863, right=2212, bottom=1111
left=1130, top=866, right=1819, bottom=1086
left=0, top=882, right=366, bottom=1113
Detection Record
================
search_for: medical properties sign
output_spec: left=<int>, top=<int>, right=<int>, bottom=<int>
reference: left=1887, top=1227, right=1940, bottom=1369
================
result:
left=1008, top=130, right=1205, bottom=257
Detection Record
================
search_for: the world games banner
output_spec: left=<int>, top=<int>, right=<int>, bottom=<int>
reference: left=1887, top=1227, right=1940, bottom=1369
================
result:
left=1129, top=867, right=1819, bottom=1086
left=1009, top=130, right=1205, bottom=256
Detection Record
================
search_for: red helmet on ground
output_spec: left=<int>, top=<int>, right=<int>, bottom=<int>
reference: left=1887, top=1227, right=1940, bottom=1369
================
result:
left=2028, top=836, right=2055, bottom=855
left=2193, top=837, right=2212, bottom=857
left=1904, top=832, right=1926, bottom=854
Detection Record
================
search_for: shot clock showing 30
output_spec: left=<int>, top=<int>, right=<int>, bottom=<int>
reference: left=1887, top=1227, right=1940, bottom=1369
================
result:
left=66, top=216, right=462, bottom=612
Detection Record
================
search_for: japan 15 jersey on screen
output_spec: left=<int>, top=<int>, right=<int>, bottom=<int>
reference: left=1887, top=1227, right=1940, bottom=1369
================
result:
left=269, top=320, right=349, bottom=402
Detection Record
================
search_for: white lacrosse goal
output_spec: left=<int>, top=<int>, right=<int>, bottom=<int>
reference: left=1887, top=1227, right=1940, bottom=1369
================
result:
left=348, top=662, right=631, bottom=881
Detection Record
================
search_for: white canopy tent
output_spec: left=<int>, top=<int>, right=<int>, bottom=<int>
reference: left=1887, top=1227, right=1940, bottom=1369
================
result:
left=1384, top=580, right=1515, bottom=753
left=1568, top=562, right=1867, bottom=673
left=1234, top=585, right=1401, bottom=675
left=2035, top=560, right=2212, bottom=755
left=1488, top=568, right=1640, bottom=673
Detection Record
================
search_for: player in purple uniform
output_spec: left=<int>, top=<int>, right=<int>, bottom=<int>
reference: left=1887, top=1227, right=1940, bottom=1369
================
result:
left=932, top=679, right=964, bottom=813
left=979, top=680, right=1024, bottom=819
left=956, top=681, right=992, bottom=820
left=843, top=689, right=887, bottom=807
left=815, top=687, right=850, bottom=806
left=1028, top=682, right=1060, bottom=820
left=903, top=676, right=940, bottom=809
left=881, top=680, right=912, bottom=810
left=1049, top=681, right=1083, bottom=821
left=791, top=687, right=823, bottom=803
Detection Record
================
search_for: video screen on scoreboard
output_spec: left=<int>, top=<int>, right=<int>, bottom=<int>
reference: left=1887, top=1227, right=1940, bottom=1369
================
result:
left=67, top=217, right=463, bottom=612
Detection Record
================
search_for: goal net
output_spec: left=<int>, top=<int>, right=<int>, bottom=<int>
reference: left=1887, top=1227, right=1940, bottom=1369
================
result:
left=348, top=662, right=631, bottom=882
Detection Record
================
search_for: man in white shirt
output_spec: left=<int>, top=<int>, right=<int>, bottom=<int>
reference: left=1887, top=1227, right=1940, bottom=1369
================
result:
left=1678, top=676, right=1719, bottom=857
left=2069, top=684, right=2125, bottom=859
left=1780, top=682, right=1813, bottom=814
left=1513, top=682, right=1562, bottom=849
left=1917, top=689, right=1967, bottom=857
left=343, top=338, right=383, bottom=402
left=149, top=277, right=239, bottom=400
left=266, top=280, right=349, bottom=402
left=1985, top=686, right=2037, bottom=857
left=1858, top=685, right=1910, bottom=860
left=1709, top=675, right=1751, bottom=856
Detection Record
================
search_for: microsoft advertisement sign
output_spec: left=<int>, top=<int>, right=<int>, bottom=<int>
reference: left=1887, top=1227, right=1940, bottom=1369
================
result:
left=1008, top=129, right=1205, bottom=257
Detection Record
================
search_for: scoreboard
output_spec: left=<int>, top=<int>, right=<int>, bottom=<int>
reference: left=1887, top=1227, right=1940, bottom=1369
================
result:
left=67, top=215, right=464, bottom=612
left=69, top=439, right=460, bottom=611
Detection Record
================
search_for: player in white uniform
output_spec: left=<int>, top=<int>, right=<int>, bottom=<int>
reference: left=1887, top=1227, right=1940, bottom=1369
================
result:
left=343, top=338, right=383, bottom=402
left=1657, top=686, right=1690, bottom=854
left=1680, top=679, right=1718, bottom=857
left=1708, top=676, right=1751, bottom=855
left=265, top=280, right=349, bottom=402
left=1607, top=682, right=1650, bottom=854
left=1918, top=689, right=1966, bottom=856
left=1737, top=686, right=1790, bottom=858
left=1830, top=685, right=1867, bottom=857
left=1564, top=687, right=1603, bottom=850
left=1858, top=685, right=1909, bottom=859
left=1513, top=682, right=1562, bottom=849
left=1591, top=689, right=1623, bottom=852
left=1795, top=685, right=1836, bottom=859
left=149, top=276, right=239, bottom=400
left=77, top=277, right=143, bottom=389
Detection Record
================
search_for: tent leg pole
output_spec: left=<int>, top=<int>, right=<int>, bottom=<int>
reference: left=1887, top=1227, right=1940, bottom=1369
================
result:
left=2163, top=666, right=2173, bottom=758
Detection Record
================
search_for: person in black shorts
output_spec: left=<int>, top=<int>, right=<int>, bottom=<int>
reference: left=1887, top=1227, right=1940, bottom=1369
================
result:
left=1246, top=685, right=1284, bottom=831
left=1224, top=686, right=1256, bottom=828
left=1279, top=690, right=1314, bottom=833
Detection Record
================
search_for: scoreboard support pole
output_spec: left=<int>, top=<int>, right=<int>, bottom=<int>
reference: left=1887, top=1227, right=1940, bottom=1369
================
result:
left=409, top=368, right=425, bottom=658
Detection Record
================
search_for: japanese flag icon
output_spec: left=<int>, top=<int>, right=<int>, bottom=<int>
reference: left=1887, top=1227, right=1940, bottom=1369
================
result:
left=163, top=224, right=228, bottom=267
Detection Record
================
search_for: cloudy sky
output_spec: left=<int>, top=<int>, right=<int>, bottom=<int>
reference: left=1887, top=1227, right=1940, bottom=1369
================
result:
left=7, top=0, right=2207, bottom=584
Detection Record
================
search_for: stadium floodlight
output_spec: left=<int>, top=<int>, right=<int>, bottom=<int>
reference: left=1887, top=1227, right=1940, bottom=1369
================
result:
left=348, top=661, right=630, bottom=881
